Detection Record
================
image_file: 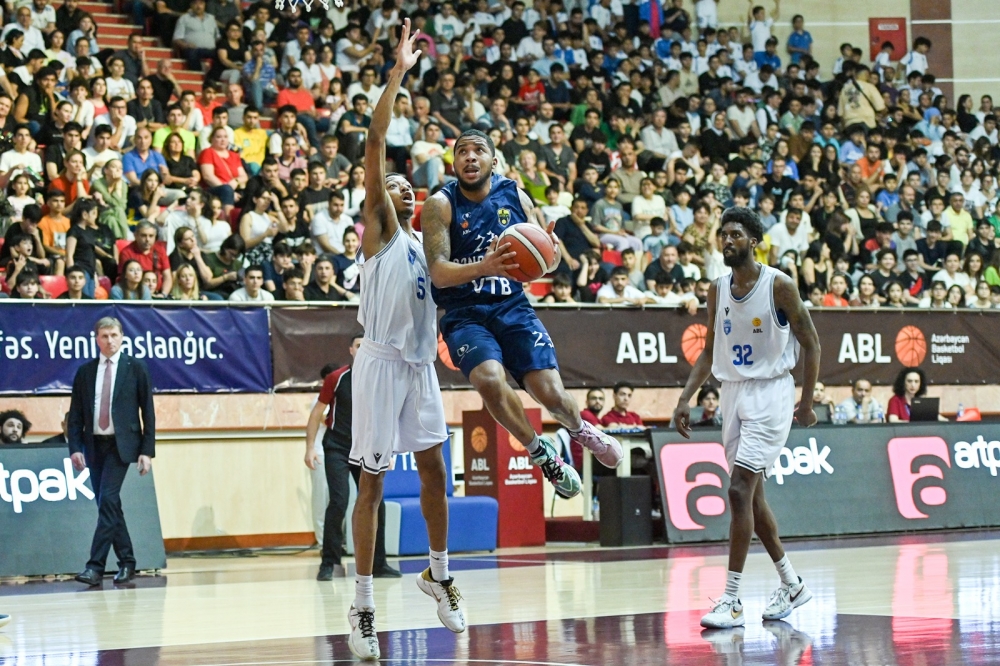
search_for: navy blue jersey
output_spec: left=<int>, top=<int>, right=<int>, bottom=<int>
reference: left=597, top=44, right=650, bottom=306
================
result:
left=432, top=174, right=529, bottom=311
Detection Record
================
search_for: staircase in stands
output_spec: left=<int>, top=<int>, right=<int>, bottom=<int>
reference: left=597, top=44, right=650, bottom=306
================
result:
left=81, top=1, right=205, bottom=93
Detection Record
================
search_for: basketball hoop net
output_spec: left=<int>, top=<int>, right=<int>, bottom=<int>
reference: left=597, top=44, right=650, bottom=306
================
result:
left=274, top=0, right=340, bottom=10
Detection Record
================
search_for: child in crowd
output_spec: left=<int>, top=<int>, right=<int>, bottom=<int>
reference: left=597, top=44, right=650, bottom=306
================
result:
left=38, top=190, right=70, bottom=260
left=541, top=186, right=571, bottom=224
left=676, top=241, right=701, bottom=280
left=542, top=273, right=576, bottom=303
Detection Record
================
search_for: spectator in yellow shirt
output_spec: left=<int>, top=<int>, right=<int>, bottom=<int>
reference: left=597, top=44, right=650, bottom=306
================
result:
left=233, top=106, right=268, bottom=175
left=943, top=191, right=975, bottom=247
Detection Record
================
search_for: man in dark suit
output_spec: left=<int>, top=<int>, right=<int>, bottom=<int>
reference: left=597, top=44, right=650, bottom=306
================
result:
left=68, top=316, right=155, bottom=586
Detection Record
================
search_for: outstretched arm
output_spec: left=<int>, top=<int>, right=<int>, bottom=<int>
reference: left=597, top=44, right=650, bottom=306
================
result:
left=422, top=193, right=519, bottom=288
left=773, top=272, right=820, bottom=426
left=673, top=282, right=717, bottom=438
left=362, top=18, right=422, bottom=259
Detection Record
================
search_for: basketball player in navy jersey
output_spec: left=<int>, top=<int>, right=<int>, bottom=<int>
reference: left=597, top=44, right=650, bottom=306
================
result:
left=347, top=21, right=466, bottom=660
left=421, top=130, right=623, bottom=500
left=674, top=207, right=821, bottom=629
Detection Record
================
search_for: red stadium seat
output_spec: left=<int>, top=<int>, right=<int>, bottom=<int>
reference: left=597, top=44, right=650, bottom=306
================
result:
left=115, top=239, right=130, bottom=255
left=98, top=276, right=112, bottom=293
left=528, top=278, right=553, bottom=297
left=602, top=249, right=623, bottom=266
left=39, top=275, right=67, bottom=297
left=0, top=276, right=8, bottom=294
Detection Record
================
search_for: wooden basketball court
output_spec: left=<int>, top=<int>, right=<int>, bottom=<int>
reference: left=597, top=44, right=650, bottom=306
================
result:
left=2, top=530, right=998, bottom=664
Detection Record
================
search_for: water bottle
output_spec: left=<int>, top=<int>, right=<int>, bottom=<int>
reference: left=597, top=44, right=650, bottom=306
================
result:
left=592, top=496, right=600, bottom=522
left=875, top=406, right=885, bottom=423
left=957, top=403, right=965, bottom=419
left=834, top=405, right=845, bottom=425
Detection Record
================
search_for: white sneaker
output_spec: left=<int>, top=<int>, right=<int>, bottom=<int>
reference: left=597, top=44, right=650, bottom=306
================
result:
left=347, top=605, right=380, bottom=661
left=0, top=613, right=10, bottom=629
left=416, top=568, right=467, bottom=633
left=762, top=577, right=813, bottom=620
left=700, top=597, right=745, bottom=629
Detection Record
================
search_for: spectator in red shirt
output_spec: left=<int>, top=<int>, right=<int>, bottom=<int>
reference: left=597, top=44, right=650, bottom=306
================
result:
left=194, top=83, right=222, bottom=126
left=276, top=68, right=328, bottom=152
left=117, top=221, right=171, bottom=296
left=570, top=388, right=605, bottom=469
left=581, top=388, right=604, bottom=426
left=887, top=366, right=941, bottom=422
left=600, top=382, right=645, bottom=428
left=50, top=151, right=91, bottom=211
left=516, top=68, right=546, bottom=114
left=199, top=126, right=248, bottom=216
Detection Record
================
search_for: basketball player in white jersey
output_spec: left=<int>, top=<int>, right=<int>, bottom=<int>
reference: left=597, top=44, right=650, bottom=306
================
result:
left=347, top=21, right=482, bottom=660
left=673, top=207, right=821, bottom=630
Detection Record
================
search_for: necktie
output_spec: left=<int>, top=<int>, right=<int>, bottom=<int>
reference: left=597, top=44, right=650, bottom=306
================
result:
left=99, top=359, right=112, bottom=430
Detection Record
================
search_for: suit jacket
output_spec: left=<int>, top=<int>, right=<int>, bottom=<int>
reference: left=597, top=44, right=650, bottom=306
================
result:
left=68, top=353, right=156, bottom=464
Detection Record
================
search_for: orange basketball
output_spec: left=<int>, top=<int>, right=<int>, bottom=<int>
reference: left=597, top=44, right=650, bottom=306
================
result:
left=497, top=223, right=556, bottom=282
left=895, top=325, right=927, bottom=367
left=681, top=324, right=708, bottom=366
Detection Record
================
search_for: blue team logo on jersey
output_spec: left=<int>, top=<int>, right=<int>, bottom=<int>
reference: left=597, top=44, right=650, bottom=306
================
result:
left=407, top=247, right=417, bottom=264
left=723, top=319, right=732, bottom=335
left=498, top=208, right=511, bottom=226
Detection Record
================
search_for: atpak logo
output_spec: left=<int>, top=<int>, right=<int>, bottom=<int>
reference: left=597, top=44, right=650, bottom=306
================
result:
left=887, top=437, right=950, bottom=519
left=887, top=433, right=1000, bottom=519
left=660, top=443, right=729, bottom=530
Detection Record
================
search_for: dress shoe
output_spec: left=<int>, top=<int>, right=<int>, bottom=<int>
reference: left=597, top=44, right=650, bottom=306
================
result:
left=113, top=566, right=135, bottom=585
left=75, top=569, right=102, bottom=586
left=317, top=564, right=347, bottom=581
left=372, top=564, right=402, bottom=578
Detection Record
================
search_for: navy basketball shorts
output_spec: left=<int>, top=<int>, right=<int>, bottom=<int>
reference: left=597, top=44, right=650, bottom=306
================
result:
left=440, top=297, right=559, bottom=386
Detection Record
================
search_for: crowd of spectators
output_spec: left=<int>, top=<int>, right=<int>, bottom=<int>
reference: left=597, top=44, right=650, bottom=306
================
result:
left=1, top=0, right=1000, bottom=307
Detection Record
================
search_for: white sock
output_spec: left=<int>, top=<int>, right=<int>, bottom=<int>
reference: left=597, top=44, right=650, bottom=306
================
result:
left=723, top=570, right=742, bottom=601
left=526, top=434, right=543, bottom=455
left=775, top=555, right=798, bottom=587
left=429, top=549, right=450, bottom=581
left=568, top=421, right=583, bottom=436
left=354, top=574, right=374, bottom=610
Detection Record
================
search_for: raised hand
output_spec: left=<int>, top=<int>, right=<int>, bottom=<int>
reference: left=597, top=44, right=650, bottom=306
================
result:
left=394, top=18, right=423, bottom=72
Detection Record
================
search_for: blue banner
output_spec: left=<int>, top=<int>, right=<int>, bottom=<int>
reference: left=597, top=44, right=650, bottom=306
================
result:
left=0, top=303, right=271, bottom=394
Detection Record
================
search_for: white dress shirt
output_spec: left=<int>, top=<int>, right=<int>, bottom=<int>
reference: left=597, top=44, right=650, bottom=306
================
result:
left=93, top=350, right=123, bottom=436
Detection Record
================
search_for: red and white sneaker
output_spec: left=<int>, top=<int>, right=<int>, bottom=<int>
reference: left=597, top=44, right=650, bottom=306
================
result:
left=572, top=421, right=623, bottom=468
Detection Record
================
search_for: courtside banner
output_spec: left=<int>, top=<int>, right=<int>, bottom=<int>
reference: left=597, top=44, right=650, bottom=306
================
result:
left=269, top=306, right=1000, bottom=389
left=0, top=444, right=166, bottom=576
left=651, top=424, right=1000, bottom=543
left=0, top=302, right=271, bottom=394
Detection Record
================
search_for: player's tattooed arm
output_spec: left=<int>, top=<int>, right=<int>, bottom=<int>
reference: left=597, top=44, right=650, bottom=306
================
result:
left=422, top=194, right=519, bottom=288
left=674, top=281, right=717, bottom=439
left=773, top=271, right=821, bottom=426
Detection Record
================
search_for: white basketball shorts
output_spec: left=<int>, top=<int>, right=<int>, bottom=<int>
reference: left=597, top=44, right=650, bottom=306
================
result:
left=719, top=373, right=795, bottom=478
left=350, top=339, right=448, bottom=474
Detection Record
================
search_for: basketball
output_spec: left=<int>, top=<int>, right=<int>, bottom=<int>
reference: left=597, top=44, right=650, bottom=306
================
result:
left=895, top=325, right=927, bottom=367
left=681, top=324, right=708, bottom=366
left=497, top=223, right=557, bottom=282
